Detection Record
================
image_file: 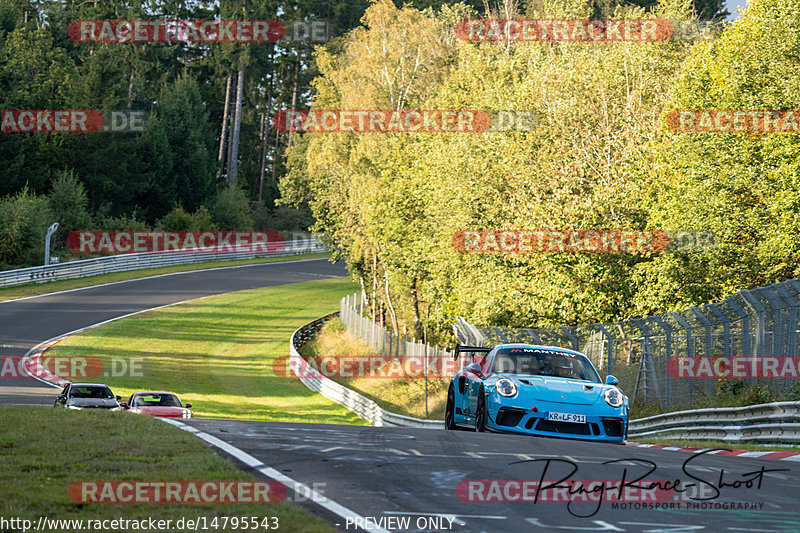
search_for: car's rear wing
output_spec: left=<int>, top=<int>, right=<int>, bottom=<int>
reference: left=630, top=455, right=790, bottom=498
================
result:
left=454, top=344, right=492, bottom=360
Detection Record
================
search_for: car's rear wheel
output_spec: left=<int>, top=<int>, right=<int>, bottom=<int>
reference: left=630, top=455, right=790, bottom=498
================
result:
left=445, top=385, right=457, bottom=430
left=475, top=390, right=487, bottom=432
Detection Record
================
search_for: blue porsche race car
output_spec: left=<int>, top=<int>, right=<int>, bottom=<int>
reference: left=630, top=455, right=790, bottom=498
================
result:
left=445, top=343, right=629, bottom=443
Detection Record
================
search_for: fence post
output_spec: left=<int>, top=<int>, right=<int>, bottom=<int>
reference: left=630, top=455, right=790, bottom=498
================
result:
left=424, top=341, right=429, bottom=418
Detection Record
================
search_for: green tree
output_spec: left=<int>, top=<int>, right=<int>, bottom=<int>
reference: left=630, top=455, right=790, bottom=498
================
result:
left=47, top=169, right=90, bottom=246
left=0, top=187, right=50, bottom=268
left=637, top=0, right=800, bottom=314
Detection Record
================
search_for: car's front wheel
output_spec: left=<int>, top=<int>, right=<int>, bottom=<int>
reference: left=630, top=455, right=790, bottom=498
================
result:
left=475, top=389, right=487, bottom=432
left=445, top=385, right=457, bottom=430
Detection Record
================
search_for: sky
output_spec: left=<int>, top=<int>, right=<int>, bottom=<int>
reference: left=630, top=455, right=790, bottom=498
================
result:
left=726, top=0, right=748, bottom=20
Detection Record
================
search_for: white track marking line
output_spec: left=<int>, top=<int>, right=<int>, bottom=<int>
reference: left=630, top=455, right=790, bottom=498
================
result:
left=162, top=419, right=391, bottom=533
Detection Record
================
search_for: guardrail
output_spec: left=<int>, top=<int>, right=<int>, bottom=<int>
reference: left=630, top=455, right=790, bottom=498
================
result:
left=628, top=401, right=800, bottom=443
left=0, top=238, right=325, bottom=289
left=289, top=313, right=444, bottom=429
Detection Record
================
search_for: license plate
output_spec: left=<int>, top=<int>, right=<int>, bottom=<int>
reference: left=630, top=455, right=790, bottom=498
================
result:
left=545, top=411, right=586, bottom=424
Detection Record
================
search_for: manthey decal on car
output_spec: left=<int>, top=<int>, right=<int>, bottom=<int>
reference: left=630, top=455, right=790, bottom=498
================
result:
left=444, top=343, right=629, bottom=442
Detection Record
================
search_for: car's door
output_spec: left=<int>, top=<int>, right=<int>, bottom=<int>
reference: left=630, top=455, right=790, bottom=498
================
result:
left=55, top=384, right=69, bottom=407
left=465, top=361, right=486, bottom=416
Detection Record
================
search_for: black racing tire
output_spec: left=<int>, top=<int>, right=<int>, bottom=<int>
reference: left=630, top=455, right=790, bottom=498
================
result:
left=445, top=385, right=457, bottom=430
left=475, top=389, right=487, bottom=432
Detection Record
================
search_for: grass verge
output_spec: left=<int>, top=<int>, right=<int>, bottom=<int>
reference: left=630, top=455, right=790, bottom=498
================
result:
left=45, top=277, right=366, bottom=424
left=298, top=319, right=449, bottom=420
left=0, top=406, right=338, bottom=532
left=0, top=253, right=329, bottom=302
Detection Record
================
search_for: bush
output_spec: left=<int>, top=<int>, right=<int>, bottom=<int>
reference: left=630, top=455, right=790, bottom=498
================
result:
left=209, top=187, right=253, bottom=230
left=267, top=205, right=314, bottom=232
left=157, top=205, right=217, bottom=231
left=0, top=188, right=51, bottom=268
left=95, top=214, right=149, bottom=232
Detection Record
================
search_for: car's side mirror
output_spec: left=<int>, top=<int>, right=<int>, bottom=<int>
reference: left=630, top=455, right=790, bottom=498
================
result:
left=185, top=403, right=192, bottom=408
left=605, top=375, right=619, bottom=386
left=466, top=362, right=484, bottom=378
left=115, top=395, right=121, bottom=401
left=119, top=402, right=128, bottom=408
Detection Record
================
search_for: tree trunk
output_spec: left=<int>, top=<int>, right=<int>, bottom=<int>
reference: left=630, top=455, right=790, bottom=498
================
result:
left=287, top=57, right=300, bottom=147
left=227, top=66, right=245, bottom=187
left=127, top=68, right=135, bottom=108
left=225, top=72, right=237, bottom=181
left=271, top=118, right=280, bottom=183
left=258, top=68, right=274, bottom=203
left=217, top=73, right=233, bottom=179
left=384, top=267, right=399, bottom=333
left=372, top=251, right=378, bottom=322
left=411, top=276, right=421, bottom=337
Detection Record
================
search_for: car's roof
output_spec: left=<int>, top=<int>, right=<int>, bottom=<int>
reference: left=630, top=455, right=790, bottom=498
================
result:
left=490, top=344, right=587, bottom=357
left=132, top=391, right=179, bottom=396
left=70, top=383, right=110, bottom=387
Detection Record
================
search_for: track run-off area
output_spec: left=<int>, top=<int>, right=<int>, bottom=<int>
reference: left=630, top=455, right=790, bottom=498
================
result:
left=1, top=257, right=798, bottom=533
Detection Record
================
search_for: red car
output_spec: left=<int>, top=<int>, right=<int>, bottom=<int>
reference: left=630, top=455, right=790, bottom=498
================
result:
left=121, top=391, right=193, bottom=418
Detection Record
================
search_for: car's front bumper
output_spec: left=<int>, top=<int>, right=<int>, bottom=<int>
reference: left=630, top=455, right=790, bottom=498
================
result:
left=487, top=402, right=627, bottom=442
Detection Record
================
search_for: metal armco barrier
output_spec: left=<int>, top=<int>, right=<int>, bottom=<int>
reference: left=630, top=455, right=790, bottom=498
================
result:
left=628, top=401, right=800, bottom=444
left=0, top=238, right=325, bottom=289
left=289, top=313, right=444, bottom=429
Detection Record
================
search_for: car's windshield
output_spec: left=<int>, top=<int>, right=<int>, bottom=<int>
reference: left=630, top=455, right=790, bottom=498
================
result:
left=69, top=386, right=114, bottom=399
left=133, top=394, right=181, bottom=407
left=490, top=348, right=601, bottom=382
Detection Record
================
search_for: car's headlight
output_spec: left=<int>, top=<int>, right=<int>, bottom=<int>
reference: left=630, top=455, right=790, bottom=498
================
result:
left=604, top=387, right=624, bottom=407
left=182, top=409, right=192, bottom=419
left=495, top=378, right=517, bottom=397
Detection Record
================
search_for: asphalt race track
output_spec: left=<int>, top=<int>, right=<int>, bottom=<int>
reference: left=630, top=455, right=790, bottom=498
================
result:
left=3, top=257, right=800, bottom=532
left=180, top=419, right=800, bottom=533
left=0, top=257, right=346, bottom=405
